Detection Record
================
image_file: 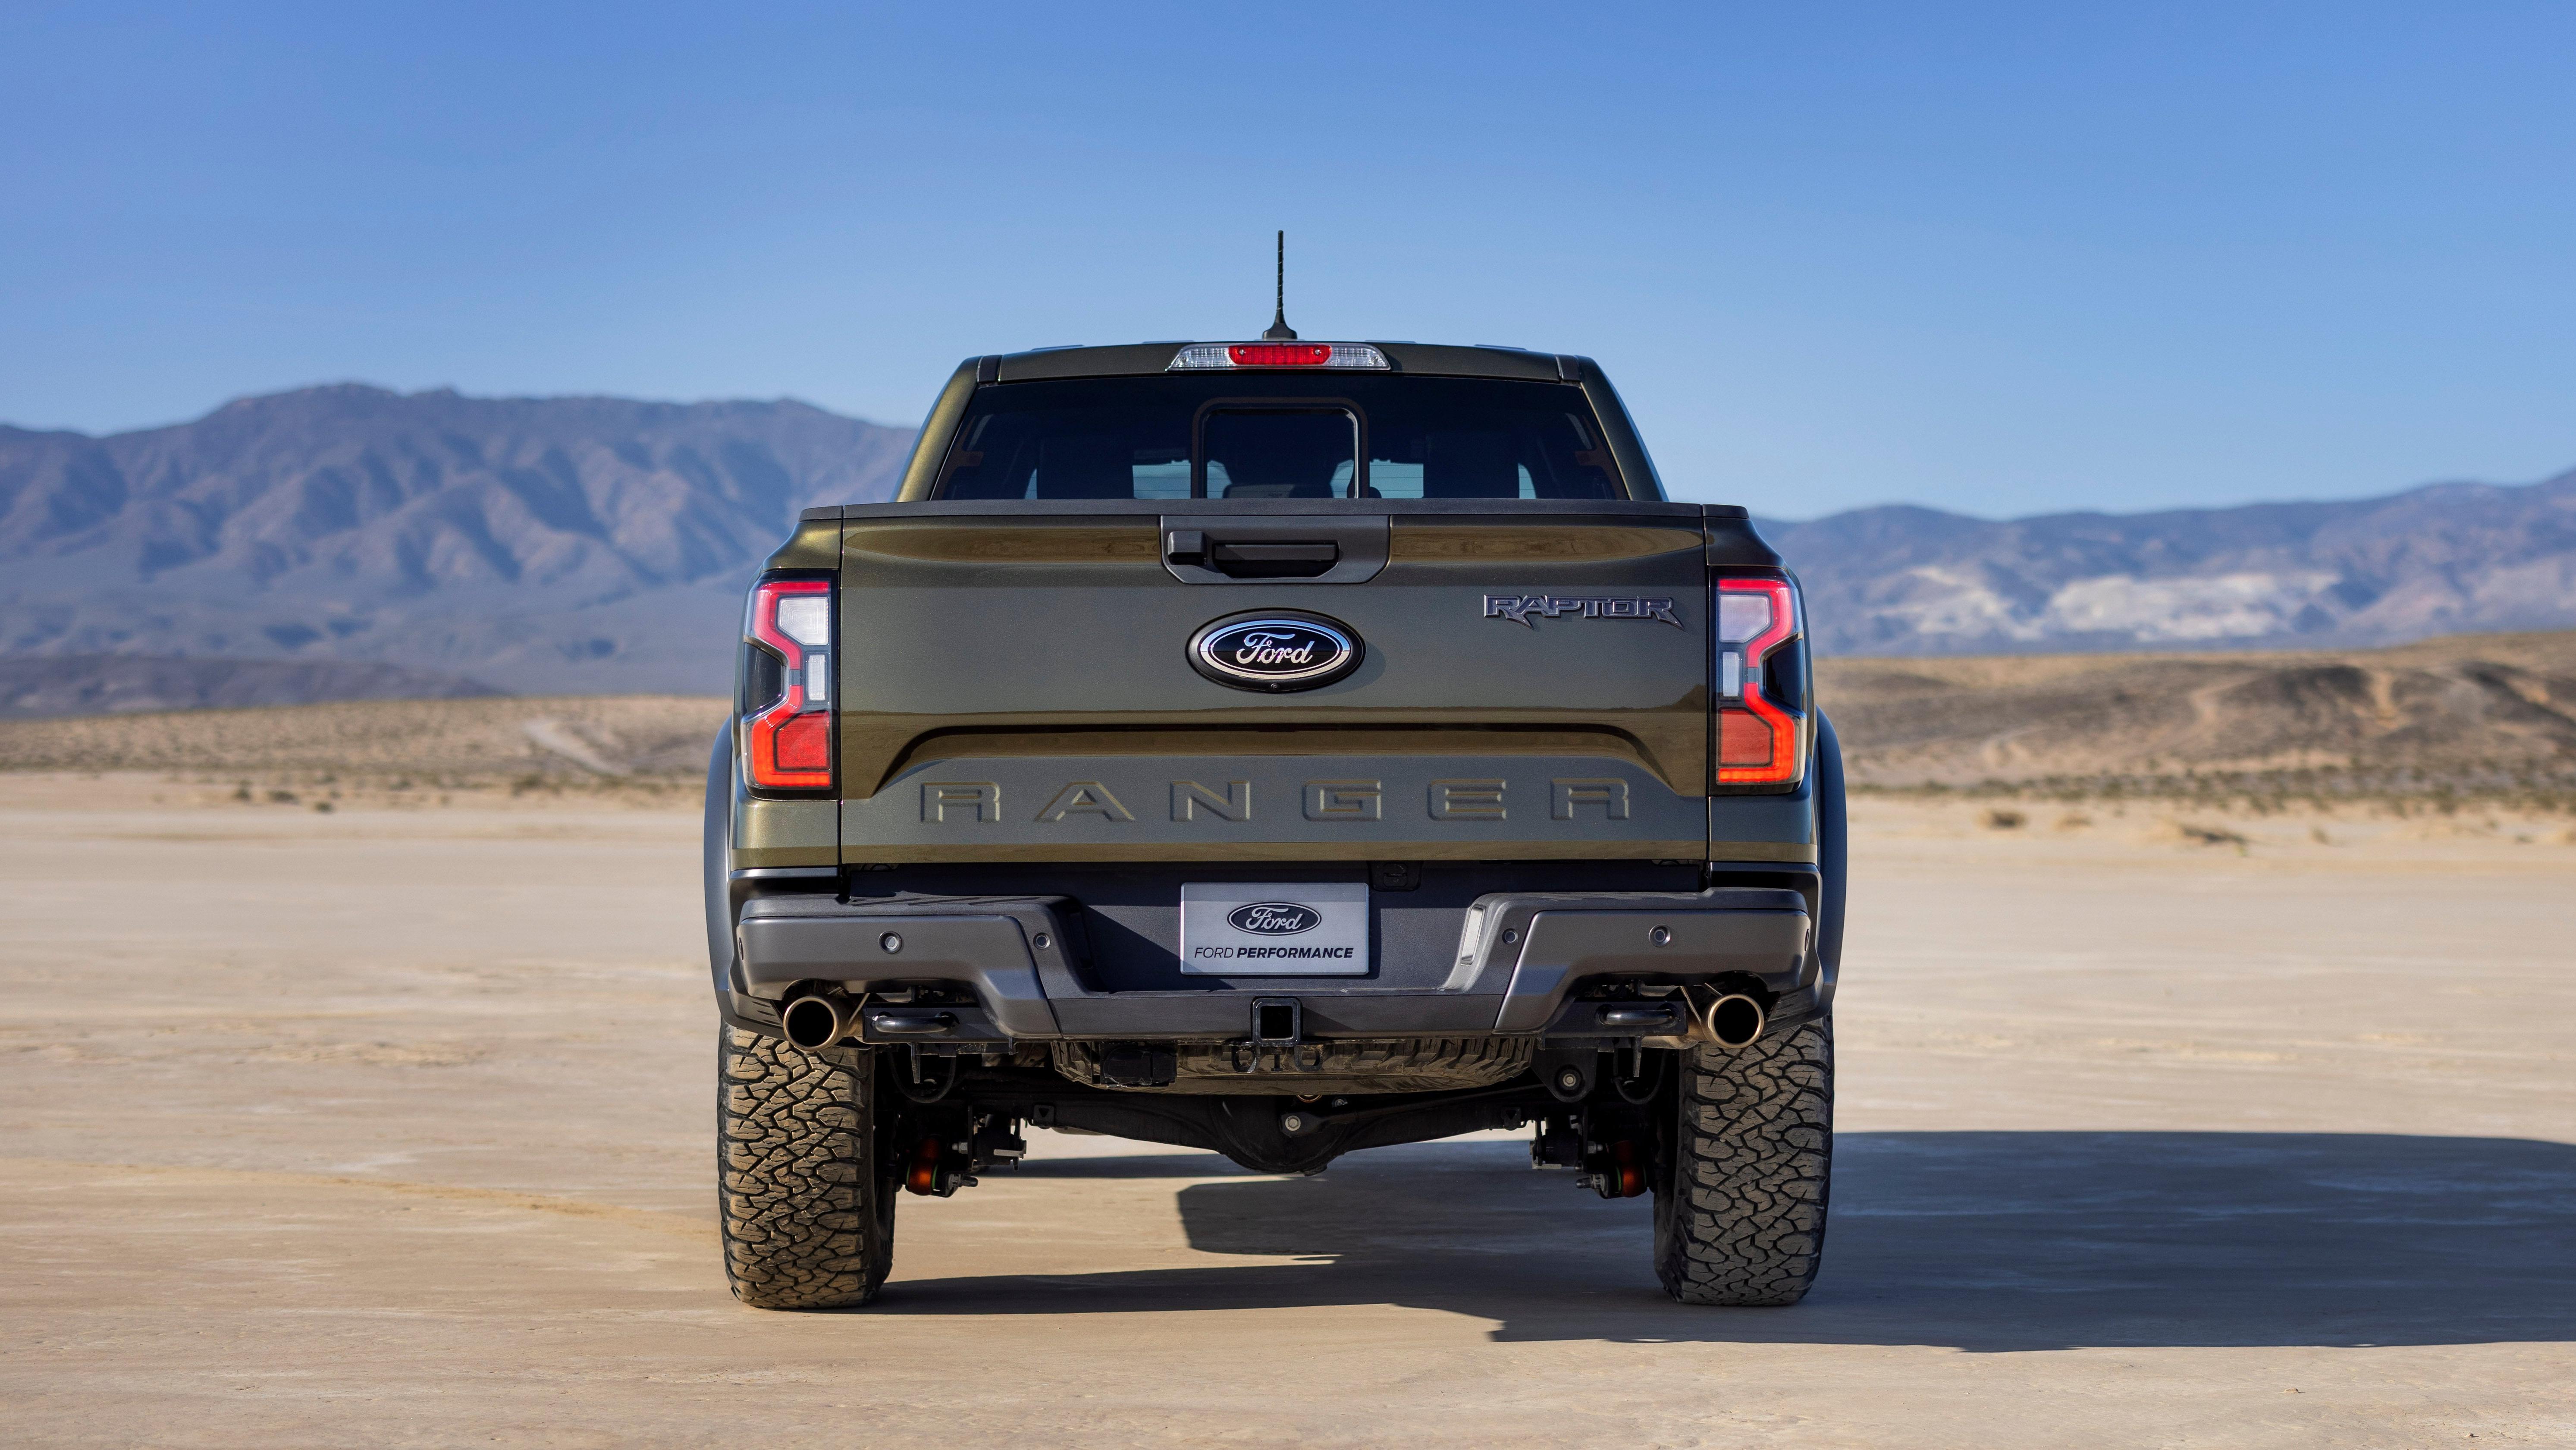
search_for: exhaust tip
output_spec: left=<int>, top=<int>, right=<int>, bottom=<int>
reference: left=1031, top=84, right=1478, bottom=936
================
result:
left=779, top=992, right=850, bottom=1051
left=1704, top=993, right=1766, bottom=1050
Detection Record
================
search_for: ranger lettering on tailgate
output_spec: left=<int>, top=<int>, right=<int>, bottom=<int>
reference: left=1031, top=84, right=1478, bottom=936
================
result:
left=915, top=776, right=1638, bottom=824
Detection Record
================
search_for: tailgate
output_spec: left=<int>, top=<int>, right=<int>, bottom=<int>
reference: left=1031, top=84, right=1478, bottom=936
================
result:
left=833, top=503, right=1710, bottom=863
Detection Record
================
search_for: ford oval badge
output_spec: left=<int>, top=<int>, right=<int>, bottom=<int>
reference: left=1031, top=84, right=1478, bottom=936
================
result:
left=1227, top=902, right=1321, bottom=935
left=1189, top=611, right=1363, bottom=692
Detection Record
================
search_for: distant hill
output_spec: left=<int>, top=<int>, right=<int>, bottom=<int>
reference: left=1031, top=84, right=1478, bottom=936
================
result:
left=0, top=655, right=501, bottom=719
left=0, top=384, right=913, bottom=695
left=1765, top=469, right=2576, bottom=656
left=5, top=382, right=2573, bottom=705
left=1820, top=629, right=2576, bottom=796
left=0, top=693, right=725, bottom=778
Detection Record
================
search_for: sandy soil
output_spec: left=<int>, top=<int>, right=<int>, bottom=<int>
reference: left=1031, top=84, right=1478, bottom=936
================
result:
left=1, top=785, right=2570, bottom=1447
left=1820, top=628, right=2576, bottom=791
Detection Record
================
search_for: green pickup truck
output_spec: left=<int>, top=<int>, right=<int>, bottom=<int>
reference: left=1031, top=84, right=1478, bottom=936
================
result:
left=704, top=338, right=1844, bottom=1310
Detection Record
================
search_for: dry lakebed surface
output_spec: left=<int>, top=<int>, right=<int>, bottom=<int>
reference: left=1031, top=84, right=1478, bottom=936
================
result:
left=1, top=774, right=2571, bottom=1447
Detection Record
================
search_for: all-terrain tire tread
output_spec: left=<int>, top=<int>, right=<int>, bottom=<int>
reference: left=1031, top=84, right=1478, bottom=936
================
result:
left=717, top=1025, right=892, bottom=1309
left=1654, top=1018, right=1832, bottom=1306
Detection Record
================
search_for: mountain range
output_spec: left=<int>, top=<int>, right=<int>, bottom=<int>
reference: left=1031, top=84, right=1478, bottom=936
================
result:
left=3, top=383, right=2572, bottom=711
left=1766, top=473, right=2576, bottom=656
left=0, top=384, right=913, bottom=699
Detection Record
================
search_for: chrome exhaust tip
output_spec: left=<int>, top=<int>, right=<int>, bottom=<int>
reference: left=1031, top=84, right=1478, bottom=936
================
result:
left=779, top=990, right=854, bottom=1051
left=1703, top=993, right=1766, bottom=1050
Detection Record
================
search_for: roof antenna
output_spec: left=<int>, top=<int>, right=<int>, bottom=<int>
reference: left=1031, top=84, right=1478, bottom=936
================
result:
left=1262, top=230, right=1297, bottom=340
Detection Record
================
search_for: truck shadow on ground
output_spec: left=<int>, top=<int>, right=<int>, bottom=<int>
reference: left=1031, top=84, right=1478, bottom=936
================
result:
left=886, top=1131, right=2576, bottom=1349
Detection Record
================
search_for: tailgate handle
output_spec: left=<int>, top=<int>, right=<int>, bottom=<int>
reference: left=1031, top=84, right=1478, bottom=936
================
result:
left=1168, top=530, right=1340, bottom=579
left=1159, top=514, right=1390, bottom=585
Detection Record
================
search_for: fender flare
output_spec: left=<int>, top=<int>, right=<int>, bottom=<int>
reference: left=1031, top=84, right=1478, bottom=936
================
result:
left=703, top=724, right=736, bottom=1000
left=1813, top=712, right=1848, bottom=1006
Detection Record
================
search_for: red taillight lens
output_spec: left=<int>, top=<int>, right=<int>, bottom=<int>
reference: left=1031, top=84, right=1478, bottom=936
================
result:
left=1714, top=576, right=1802, bottom=786
left=1719, top=709, right=1777, bottom=767
left=770, top=713, right=831, bottom=772
left=1227, top=343, right=1334, bottom=366
left=743, top=577, right=833, bottom=790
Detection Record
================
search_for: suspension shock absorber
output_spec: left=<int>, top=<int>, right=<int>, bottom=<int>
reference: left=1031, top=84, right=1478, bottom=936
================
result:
left=1581, top=1139, right=1649, bottom=1199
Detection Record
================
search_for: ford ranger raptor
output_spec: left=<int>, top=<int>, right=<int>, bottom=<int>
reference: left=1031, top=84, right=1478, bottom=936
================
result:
left=705, top=338, right=1845, bottom=1309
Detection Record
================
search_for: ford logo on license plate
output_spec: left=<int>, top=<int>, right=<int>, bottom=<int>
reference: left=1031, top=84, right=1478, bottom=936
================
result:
left=1227, top=902, right=1321, bottom=935
left=1189, top=612, right=1363, bottom=692
left=1181, top=881, right=1369, bottom=976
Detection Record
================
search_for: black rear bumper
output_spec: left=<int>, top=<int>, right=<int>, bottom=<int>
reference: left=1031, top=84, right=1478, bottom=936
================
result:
left=730, top=886, right=1815, bottom=1043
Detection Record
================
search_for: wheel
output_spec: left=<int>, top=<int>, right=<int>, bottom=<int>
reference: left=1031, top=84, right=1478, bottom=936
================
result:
left=1652, top=1017, right=1833, bottom=1306
left=718, top=1025, right=897, bottom=1309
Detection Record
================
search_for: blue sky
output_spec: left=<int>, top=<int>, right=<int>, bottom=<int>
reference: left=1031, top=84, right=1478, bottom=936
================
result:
left=4, top=2, right=2572, bottom=519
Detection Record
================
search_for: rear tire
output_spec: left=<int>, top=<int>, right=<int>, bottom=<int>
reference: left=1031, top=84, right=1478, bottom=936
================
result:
left=719, top=1025, right=897, bottom=1309
left=1652, top=1018, right=1833, bottom=1306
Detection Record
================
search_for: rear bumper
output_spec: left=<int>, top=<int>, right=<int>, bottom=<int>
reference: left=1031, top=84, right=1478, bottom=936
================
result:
left=733, top=887, right=1815, bottom=1043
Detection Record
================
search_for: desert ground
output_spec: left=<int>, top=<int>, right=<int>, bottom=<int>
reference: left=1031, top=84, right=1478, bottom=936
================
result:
left=2, top=767, right=2569, bottom=1448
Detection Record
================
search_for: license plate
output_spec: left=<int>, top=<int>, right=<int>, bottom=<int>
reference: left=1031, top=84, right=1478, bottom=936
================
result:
left=1179, top=881, right=1371, bottom=976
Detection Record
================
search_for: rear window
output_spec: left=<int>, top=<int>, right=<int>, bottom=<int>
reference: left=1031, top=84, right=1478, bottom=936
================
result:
left=932, top=374, right=1625, bottom=500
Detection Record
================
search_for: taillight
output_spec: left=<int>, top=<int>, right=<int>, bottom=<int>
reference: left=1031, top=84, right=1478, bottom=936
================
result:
left=742, top=576, right=833, bottom=790
left=1713, top=576, right=1804, bottom=787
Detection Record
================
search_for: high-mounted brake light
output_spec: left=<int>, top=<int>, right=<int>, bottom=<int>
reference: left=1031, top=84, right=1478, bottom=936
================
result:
left=1230, top=343, right=1331, bottom=366
left=1168, top=343, right=1391, bottom=371
left=1713, top=576, right=1803, bottom=786
left=742, top=577, right=833, bottom=790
